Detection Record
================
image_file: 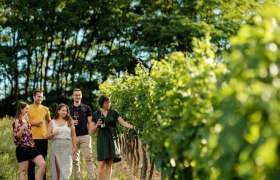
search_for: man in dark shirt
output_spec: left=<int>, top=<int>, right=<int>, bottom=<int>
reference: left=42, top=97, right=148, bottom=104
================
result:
left=69, top=88, right=96, bottom=180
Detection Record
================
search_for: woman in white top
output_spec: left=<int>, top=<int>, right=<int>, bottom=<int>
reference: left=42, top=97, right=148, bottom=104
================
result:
left=47, top=103, right=77, bottom=180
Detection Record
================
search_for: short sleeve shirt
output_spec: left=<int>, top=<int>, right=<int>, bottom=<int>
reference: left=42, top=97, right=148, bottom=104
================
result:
left=13, top=116, right=35, bottom=148
left=27, top=104, right=51, bottom=139
left=69, top=103, right=92, bottom=136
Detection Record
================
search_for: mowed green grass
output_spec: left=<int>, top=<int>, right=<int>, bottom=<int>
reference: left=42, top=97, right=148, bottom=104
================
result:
left=0, top=117, right=127, bottom=180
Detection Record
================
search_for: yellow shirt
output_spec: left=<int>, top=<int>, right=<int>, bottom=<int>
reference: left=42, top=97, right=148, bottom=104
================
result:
left=28, top=104, right=51, bottom=139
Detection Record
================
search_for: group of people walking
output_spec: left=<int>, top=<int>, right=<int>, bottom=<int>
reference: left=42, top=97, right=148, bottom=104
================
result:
left=12, top=88, right=135, bottom=180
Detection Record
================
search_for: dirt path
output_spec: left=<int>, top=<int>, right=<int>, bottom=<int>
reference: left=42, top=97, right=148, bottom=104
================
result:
left=112, top=158, right=139, bottom=180
left=112, top=157, right=161, bottom=180
left=92, top=135, right=160, bottom=180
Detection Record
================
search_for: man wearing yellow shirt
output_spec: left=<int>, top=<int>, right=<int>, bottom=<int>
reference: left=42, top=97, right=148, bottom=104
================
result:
left=27, top=90, right=51, bottom=180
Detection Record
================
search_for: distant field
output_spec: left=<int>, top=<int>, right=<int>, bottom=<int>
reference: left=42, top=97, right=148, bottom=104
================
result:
left=0, top=117, right=127, bottom=180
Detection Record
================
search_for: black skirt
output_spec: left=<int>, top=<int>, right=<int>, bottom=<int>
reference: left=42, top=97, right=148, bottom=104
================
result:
left=16, top=146, right=41, bottom=162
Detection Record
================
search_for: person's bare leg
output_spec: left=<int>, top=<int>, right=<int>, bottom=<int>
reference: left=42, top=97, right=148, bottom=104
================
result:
left=32, top=155, right=46, bottom=180
left=104, top=160, right=113, bottom=180
left=19, top=161, right=29, bottom=180
left=97, top=161, right=106, bottom=180
left=55, top=156, right=60, bottom=179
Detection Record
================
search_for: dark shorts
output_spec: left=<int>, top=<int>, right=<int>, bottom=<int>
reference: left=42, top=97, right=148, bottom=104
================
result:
left=34, top=139, right=48, bottom=158
left=16, top=146, right=41, bottom=162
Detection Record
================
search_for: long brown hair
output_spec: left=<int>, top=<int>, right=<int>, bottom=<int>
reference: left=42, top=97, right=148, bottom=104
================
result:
left=15, top=102, right=28, bottom=124
left=53, top=103, right=73, bottom=127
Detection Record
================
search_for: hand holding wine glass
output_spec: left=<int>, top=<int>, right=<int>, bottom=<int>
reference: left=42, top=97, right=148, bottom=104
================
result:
left=73, top=112, right=79, bottom=126
left=100, top=117, right=105, bottom=128
left=37, top=116, right=44, bottom=127
left=54, top=127, right=60, bottom=136
left=22, top=120, right=27, bottom=130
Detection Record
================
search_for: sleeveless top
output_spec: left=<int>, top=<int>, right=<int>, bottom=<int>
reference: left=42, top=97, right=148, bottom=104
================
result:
left=51, top=120, right=72, bottom=140
left=13, top=115, right=35, bottom=148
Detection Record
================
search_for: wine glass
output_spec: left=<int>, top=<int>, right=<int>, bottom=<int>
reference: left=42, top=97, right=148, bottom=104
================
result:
left=100, top=117, right=105, bottom=128
left=74, top=112, right=79, bottom=119
left=73, top=112, right=79, bottom=125
left=38, top=116, right=44, bottom=127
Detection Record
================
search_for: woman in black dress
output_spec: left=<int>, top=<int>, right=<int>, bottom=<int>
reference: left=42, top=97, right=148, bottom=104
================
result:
left=92, top=95, right=135, bottom=180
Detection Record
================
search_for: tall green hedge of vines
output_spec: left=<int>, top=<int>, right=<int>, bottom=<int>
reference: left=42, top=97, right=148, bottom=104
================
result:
left=100, top=4, right=280, bottom=180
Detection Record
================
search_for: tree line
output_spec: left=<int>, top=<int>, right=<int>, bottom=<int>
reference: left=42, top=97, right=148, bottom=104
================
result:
left=0, top=0, right=258, bottom=117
